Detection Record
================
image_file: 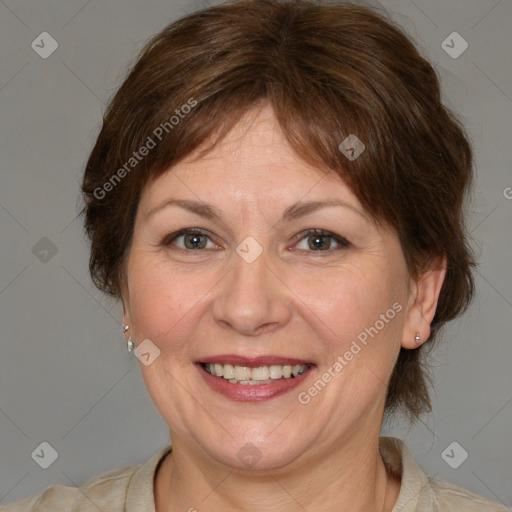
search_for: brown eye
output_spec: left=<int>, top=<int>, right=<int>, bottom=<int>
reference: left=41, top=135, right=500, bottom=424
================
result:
left=162, top=229, right=216, bottom=250
left=294, top=229, right=350, bottom=252
left=183, top=233, right=208, bottom=249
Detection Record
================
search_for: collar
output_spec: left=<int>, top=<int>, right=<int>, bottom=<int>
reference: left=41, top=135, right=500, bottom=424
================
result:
left=380, top=436, right=439, bottom=511
left=125, top=444, right=172, bottom=512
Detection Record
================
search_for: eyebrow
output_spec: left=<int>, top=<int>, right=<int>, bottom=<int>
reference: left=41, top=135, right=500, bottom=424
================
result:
left=145, top=198, right=367, bottom=223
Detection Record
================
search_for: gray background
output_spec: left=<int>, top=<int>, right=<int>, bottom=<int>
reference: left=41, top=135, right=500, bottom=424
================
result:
left=0, top=0, right=511, bottom=508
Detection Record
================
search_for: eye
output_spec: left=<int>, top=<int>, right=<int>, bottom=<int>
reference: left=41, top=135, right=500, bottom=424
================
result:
left=293, top=229, right=350, bottom=252
left=161, top=228, right=350, bottom=252
left=161, top=228, right=218, bottom=250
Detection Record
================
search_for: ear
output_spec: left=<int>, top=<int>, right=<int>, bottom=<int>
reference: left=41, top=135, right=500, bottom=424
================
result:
left=402, top=254, right=447, bottom=349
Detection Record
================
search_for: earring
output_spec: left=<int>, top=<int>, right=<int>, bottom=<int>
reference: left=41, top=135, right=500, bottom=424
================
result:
left=124, top=325, right=134, bottom=352
left=414, top=332, right=421, bottom=344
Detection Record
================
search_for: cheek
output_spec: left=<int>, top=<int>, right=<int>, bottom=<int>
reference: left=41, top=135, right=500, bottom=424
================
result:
left=294, top=262, right=405, bottom=351
left=126, top=254, right=222, bottom=349
left=127, top=258, right=187, bottom=340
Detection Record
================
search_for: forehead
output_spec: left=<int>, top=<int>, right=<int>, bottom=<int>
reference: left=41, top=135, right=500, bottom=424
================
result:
left=140, top=104, right=362, bottom=212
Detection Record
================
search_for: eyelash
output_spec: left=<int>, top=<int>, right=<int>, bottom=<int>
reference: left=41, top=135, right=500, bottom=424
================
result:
left=161, top=228, right=350, bottom=253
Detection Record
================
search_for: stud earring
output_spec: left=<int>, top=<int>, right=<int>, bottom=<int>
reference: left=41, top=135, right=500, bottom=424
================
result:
left=414, top=332, right=421, bottom=344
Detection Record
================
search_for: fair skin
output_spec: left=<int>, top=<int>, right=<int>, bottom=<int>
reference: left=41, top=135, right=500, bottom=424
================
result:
left=122, top=103, right=446, bottom=512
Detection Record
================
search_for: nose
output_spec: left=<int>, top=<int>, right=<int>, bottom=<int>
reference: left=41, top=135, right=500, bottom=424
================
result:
left=212, top=245, right=293, bottom=336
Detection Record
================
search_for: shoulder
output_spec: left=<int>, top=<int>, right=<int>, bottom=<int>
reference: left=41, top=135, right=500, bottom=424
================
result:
left=0, top=464, right=137, bottom=512
left=430, top=478, right=510, bottom=512
left=379, top=437, right=510, bottom=512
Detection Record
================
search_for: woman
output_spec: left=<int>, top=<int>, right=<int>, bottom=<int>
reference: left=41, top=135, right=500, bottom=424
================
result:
left=4, top=0, right=509, bottom=510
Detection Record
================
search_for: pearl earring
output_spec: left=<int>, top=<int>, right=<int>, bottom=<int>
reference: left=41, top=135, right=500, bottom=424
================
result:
left=414, top=332, right=421, bottom=344
left=123, top=325, right=134, bottom=352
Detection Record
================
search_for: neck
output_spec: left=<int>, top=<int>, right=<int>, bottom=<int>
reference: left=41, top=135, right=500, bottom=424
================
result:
left=155, top=428, right=401, bottom=512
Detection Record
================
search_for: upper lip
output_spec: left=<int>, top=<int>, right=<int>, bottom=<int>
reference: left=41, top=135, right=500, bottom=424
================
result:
left=198, top=354, right=315, bottom=367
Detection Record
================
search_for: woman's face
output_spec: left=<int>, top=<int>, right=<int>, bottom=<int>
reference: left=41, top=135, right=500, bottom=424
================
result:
left=123, top=104, right=418, bottom=470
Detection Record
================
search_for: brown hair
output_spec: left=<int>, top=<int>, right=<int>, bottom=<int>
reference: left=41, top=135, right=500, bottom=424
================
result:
left=80, top=0, right=475, bottom=420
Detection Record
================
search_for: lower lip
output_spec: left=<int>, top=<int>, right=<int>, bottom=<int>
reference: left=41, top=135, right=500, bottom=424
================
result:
left=196, top=364, right=314, bottom=402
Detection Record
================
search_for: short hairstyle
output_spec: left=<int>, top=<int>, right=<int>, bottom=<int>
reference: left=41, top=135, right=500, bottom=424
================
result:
left=80, top=0, right=475, bottom=420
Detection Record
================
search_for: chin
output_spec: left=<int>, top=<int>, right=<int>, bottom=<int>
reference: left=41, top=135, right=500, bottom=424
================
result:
left=193, top=426, right=312, bottom=472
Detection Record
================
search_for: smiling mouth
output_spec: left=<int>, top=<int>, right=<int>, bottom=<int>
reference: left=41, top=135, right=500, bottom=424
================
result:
left=200, top=362, right=311, bottom=385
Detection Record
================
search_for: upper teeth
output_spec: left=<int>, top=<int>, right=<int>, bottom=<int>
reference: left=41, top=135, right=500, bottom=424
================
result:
left=204, top=363, right=308, bottom=382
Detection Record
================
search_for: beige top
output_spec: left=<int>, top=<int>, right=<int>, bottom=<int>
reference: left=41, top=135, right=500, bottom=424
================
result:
left=2, top=437, right=509, bottom=511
